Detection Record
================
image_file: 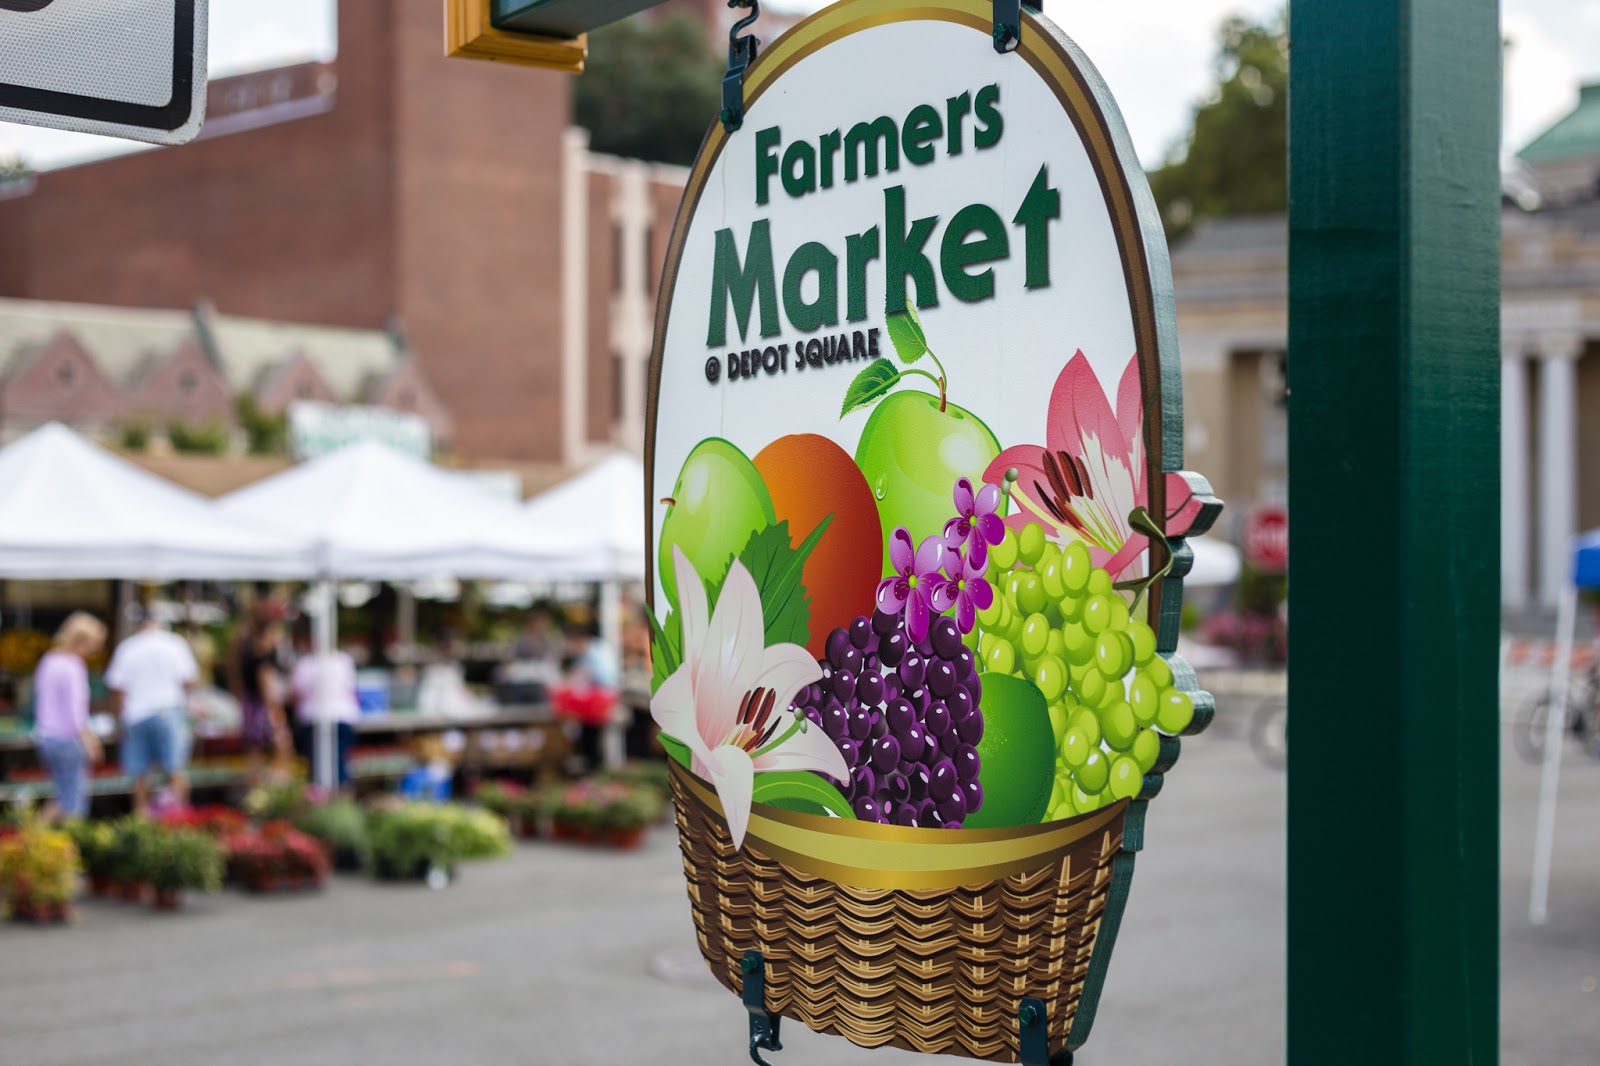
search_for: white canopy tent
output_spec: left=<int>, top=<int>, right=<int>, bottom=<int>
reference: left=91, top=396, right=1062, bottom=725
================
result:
left=0, top=422, right=308, bottom=579
left=218, top=441, right=595, bottom=580
left=218, top=441, right=600, bottom=786
left=522, top=453, right=646, bottom=767
left=1183, top=535, right=1243, bottom=588
left=1530, top=528, right=1600, bottom=924
left=522, top=452, right=645, bottom=582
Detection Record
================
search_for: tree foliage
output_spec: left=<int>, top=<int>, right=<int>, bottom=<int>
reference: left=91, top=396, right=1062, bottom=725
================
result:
left=573, top=15, right=724, bottom=166
left=1149, top=13, right=1287, bottom=241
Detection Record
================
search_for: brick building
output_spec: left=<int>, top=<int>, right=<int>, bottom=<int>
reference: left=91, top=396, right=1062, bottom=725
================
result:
left=0, top=0, right=703, bottom=465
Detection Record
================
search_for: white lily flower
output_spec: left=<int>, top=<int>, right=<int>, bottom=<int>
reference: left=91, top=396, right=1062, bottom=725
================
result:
left=652, top=545, right=848, bottom=849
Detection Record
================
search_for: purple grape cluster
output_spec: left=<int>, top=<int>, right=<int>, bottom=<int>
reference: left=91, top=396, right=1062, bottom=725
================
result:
left=792, top=609, right=985, bottom=828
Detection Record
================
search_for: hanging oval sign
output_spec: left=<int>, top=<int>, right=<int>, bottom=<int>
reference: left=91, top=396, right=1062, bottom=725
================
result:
left=645, top=1, right=1222, bottom=1060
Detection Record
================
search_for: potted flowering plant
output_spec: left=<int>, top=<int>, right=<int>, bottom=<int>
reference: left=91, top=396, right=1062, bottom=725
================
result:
left=138, top=826, right=223, bottom=911
left=222, top=821, right=330, bottom=893
left=158, top=805, right=248, bottom=837
left=65, top=820, right=118, bottom=897
left=0, top=821, right=79, bottom=923
left=549, top=779, right=660, bottom=848
left=474, top=779, right=537, bottom=839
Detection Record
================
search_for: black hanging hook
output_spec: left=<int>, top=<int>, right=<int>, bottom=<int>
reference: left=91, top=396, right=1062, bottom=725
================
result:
left=993, top=2, right=1042, bottom=54
left=741, top=951, right=784, bottom=1066
left=721, top=0, right=762, bottom=132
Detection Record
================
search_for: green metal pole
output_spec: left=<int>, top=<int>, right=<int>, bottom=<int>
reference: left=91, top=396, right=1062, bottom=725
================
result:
left=1287, top=2, right=1500, bottom=1064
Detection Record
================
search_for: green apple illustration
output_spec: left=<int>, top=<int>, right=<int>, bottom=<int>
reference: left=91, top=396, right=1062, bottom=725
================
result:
left=842, top=305, right=1002, bottom=576
left=658, top=437, right=776, bottom=608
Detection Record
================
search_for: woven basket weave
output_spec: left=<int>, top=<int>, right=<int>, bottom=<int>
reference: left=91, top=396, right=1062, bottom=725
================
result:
left=669, top=762, right=1127, bottom=1062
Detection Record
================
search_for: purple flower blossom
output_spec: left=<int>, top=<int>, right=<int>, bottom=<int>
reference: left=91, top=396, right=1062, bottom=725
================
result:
left=943, top=477, right=1007, bottom=570
left=876, top=527, right=949, bottom=644
left=938, top=548, right=993, bottom=634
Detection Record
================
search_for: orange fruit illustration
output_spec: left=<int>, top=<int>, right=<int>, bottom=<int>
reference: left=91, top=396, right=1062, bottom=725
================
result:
left=754, top=434, right=884, bottom=660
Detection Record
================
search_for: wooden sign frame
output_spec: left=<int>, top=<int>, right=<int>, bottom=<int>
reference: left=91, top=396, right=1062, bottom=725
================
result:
left=443, top=0, right=588, bottom=74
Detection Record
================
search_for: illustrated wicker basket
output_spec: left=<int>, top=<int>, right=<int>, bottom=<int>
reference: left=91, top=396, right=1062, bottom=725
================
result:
left=669, top=761, right=1130, bottom=1062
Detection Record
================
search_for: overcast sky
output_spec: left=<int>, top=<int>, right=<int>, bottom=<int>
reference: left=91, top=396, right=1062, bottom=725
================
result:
left=1, top=0, right=1597, bottom=171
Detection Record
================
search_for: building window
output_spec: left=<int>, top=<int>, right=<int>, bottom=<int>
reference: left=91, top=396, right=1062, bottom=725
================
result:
left=178, top=370, right=197, bottom=395
left=56, top=362, right=75, bottom=388
left=296, top=381, right=312, bottom=400
left=614, top=354, right=625, bottom=421
left=613, top=223, right=625, bottom=294
left=644, top=225, right=655, bottom=293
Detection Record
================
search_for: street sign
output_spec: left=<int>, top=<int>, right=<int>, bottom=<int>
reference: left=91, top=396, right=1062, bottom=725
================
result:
left=644, top=1, right=1221, bottom=1061
left=0, top=0, right=208, bottom=146
left=445, top=0, right=588, bottom=74
left=1243, top=503, right=1289, bottom=574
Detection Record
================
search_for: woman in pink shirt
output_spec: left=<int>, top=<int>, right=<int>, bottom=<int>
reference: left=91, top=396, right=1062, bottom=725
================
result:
left=33, top=612, right=107, bottom=821
left=288, top=619, right=361, bottom=792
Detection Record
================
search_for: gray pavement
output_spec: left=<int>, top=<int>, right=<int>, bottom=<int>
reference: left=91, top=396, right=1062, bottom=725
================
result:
left=3, top=705, right=1598, bottom=1066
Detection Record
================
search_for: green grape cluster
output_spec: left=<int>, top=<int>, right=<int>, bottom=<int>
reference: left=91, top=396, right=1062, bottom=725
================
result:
left=969, top=521, right=1195, bottom=821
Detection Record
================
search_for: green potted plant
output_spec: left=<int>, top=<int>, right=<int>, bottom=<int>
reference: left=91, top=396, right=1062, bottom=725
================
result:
left=0, top=821, right=80, bottom=923
left=139, top=826, right=223, bottom=911
left=366, top=803, right=459, bottom=884
left=107, top=817, right=158, bottom=902
left=437, top=803, right=512, bottom=860
left=297, top=800, right=370, bottom=872
left=65, top=820, right=118, bottom=897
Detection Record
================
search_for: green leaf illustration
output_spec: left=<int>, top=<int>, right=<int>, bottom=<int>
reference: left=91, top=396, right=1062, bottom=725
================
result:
left=706, top=515, right=833, bottom=650
left=751, top=771, right=857, bottom=819
left=885, top=305, right=930, bottom=364
left=658, top=732, right=692, bottom=770
left=840, top=357, right=900, bottom=417
left=647, top=607, right=682, bottom=694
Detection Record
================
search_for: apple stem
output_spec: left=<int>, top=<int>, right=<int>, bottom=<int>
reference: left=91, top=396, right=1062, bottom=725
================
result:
left=660, top=497, right=676, bottom=507
left=938, top=377, right=947, bottom=413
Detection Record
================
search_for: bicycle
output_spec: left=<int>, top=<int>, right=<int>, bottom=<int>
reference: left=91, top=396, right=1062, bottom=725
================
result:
left=1249, top=696, right=1288, bottom=770
left=1512, top=663, right=1600, bottom=764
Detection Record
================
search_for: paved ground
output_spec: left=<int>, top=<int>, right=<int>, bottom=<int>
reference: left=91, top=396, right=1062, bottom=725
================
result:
left=3, top=701, right=1598, bottom=1066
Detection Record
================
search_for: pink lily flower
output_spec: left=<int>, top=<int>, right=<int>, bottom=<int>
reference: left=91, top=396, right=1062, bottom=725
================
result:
left=984, top=352, right=1205, bottom=580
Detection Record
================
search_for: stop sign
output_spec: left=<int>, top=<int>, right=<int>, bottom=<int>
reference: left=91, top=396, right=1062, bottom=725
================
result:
left=1244, top=504, right=1289, bottom=573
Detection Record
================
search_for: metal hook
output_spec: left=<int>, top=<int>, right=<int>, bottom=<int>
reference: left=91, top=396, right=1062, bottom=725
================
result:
left=993, top=2, right=1042, bottom=55
left=741, top=951, right=783, bottom=1066
left=721, top=0, right=761, bottom=131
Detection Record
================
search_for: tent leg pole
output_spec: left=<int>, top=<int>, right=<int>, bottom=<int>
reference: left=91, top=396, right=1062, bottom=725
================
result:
left=1530, top=584, right=1577, bottom=924
left=315, top=578, right=337, bottom=793
left=600, top=579, right=624, bottom=769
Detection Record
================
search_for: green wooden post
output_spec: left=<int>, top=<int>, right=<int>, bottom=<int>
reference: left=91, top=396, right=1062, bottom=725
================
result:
left=1287, top=2, right=1500, bottom=1063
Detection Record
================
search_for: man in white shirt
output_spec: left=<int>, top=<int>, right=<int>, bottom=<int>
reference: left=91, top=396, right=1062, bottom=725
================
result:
left=106, top=605, right=200, bottom=814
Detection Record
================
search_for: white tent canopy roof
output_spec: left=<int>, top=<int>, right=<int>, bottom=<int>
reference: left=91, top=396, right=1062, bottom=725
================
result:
left=1184, top=536, right=1242, bottom=587
left=218, top=441, right=595, bottom=579
left=523, top=452, right=645, bottom=582
left=0, top=422, right=308, bottom=579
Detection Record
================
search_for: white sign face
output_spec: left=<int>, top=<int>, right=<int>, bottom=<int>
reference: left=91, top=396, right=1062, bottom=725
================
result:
left=288, top=402, right=432, bottom=461
left=0, top=0, right=208, bottom=146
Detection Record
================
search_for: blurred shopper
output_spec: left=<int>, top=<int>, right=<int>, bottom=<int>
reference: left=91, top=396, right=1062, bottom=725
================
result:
left=106, top=605, right=199, bottom=815
left=554, top=626, right=619, bottom=773
left=33, top=612, right=107, bottom=822
left=237, top=619, right=291, bottom=783
left=514, top=606, right=559, bottom=666
left=288, top=619, right=359, bottom=792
